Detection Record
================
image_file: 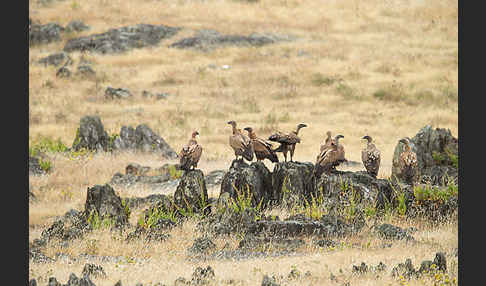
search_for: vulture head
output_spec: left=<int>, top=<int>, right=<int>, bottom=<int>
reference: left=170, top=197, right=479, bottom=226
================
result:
left=227, top=120, right=237, bottom=127
left=362, top=135, right=373, bottom=143
left=192, top=131, right=200, bottom=138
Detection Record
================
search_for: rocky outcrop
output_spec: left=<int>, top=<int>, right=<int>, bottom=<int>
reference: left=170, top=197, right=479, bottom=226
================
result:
left=392, top=126, right=458, bottom=185
left=84, top=184, right=129, bottom=228
left=81, top=263, right=107, bottom=279
left=272, top=161, right=315, bottom=207
left=64, top=24, right=181, bottom=54
left=219, top=160, right=273, bottom=208
left=112, top=124, right=178, bottom=159
left=65, top=20, right=90, bottom=33
left=169, top=29, right=295, bottom=51
left=374, top=223, right=414, bottom=241
left=71, top=115, right=111, bottom=152
left=29, top=21, right=64, bottom=46
left=174, top=170, right=210, bottom=215
left=38, top=52, right=73, bottom=67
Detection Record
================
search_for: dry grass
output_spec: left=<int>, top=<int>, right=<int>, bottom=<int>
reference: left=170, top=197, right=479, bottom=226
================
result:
left=29, top=0, right=457, bottom=284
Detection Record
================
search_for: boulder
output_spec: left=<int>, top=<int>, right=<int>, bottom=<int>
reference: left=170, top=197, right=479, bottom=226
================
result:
left=76, top=65, right=96, bottom=78
left=38, top=209, right=89, bottom=244
left=64, top=24, right=181, bottom=54
left=219, top=160, right=273, bottom=209
left=29, top=156, right=46, bottom=175
left=392, top=126, right=458, bottom=185
left=112, top=124, right=178, bottom=159
left=56, top=66, right=71, bottom=78
left=188, top=237, right=216, bottom=254
left=72, top=115, right=110, bottom=152
left=174, top=169, right=209, bottom=215
left=81, top=263, right=107, bottom=279
left=271, top=161, right=315, bottom=207
left=84, top=184, right=129, bottom=228
left=375, top=223, right=414, bottom=241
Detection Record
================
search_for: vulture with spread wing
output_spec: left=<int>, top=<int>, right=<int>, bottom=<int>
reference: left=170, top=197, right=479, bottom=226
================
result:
left=243, top=127, right=278, bottom=163
left=268, top=123, right=307, bottom=162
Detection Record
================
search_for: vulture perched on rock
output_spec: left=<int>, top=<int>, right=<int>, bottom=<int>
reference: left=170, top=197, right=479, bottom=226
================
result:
left=179, top=131, right=203, bottom=171
left=227, top=120, right=254, bottom=162
left=361, top=135, right=381, bottom=177
left=315, top=134, right=345, bottom=176
left=243, top=127, right=278, bottom=163
left=398, top=137, right=419, bottom=186
left=268, top=123, right=307, bottom=162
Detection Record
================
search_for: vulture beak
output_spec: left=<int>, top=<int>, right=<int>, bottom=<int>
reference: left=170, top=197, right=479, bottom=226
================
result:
left=299, top=123, right=308, bottom=128
left=337, top=135, right=344, bottom=139
left=195, top=131, right=200, bottom=136
left=243, top=127, right=250, bottom=131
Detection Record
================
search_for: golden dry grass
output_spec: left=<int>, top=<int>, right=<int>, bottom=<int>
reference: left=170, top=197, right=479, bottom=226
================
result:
left=29, top=0, right=457, bottom=284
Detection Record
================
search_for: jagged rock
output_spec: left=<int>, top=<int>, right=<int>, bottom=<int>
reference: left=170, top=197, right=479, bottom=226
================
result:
left=112, top=124, right=178, bottom=159
left=64, top=24, right=181, bottom=54
left=38, top=52, right=72, bottom=67
left=65, top=20, right=90, bottom=33
left=169, top=29, right=294, bottom=51
left=47, top=277, right=62, bottom=286
left=392, top=126, right=458, bottom=185
left=126, top=225, right=172, bottom=242
left=72, top=115, right=110, bottom=152
left=84, top=184, right=129, bottom=228
left=375, top=223, right=414, bottom=241
left=29, top=248, right=55, bottom=263
left=105, top=87, right=132, bottom=99
left=352, top=262, right=387, bottom=274
left=271, top=161, right=315, bottom=207
left=391, top=258, right=419, bottom=279
left=82, top=263, right=107, bottom=279
left=29, top=22, right=64, bottom=46
left=39, top=209, right=89, bottom=244
left=174, top=169, right=209, bottom=215
left=219, top=160, right=273, bottom=208
left=29, top=279, right=37, bottom=286
left=315, top=239, right=337, bottom=248
left=65, top=273, right=97, bottom=286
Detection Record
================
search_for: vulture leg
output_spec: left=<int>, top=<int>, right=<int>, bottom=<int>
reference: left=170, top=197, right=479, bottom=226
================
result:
left=289, top=144, right=295, bottom=162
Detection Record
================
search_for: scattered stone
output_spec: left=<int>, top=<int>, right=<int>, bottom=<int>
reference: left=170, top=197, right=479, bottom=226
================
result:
left=38, top=52, right=72, bottom=67
left=65, top=20, right=90, bottom=33
left=261, top=275, right=280, bottom=286
left=76, top=65, right=96, bottom=78
left=56, top=66, right=71, bottom=78
left=316, top=239, right=337, bottom=248
left=105, top=87, right=133, bottom=99
left=29, top=248, right=55, bottom=263
left=29, top=279, right=37, bottom=286
left=375, top=223, right=414, bottom=241
left=391, top=258, right=418, bottom=279
left=188, top=237, right=216, bottom=254
left=47, top=277, right=62, bottom=286
left=29, top=22, right=64, bottom=46
left=191, top=265, right=215, bottom=285
left=64, top=24, right=182, bottom=54
left=142, top=90, right=171, bottom=100
left=169, top=29, right=294, bottom=51
left=29, top=156, right=46, bottom=175
left=65, top=273, right=96, bottom=286
left=81, top=263, right=107, bottom=279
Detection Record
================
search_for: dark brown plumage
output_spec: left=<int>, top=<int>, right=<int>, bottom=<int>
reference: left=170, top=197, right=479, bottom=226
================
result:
left=315, top=134, right=345, bottom=176
left=320, top=131, right=333, bottom=152
left=268, top=123, right=307, bottom=162
left=243, top=127, right=278, bottom=163
left=398, top=137, right=419, bottom=186
left=361, top=135, right=381, bottom=177
left=227, top=120, right=254, bottom=162
left=179, top=131, right=203, bottom=171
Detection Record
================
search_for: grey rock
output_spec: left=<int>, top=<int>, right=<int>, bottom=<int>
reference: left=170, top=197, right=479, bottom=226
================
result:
left=392, top=125, right=458, bottom=186
left=64, top=24, right=181, bottom=54
left=29, top=156, right=46, bottom=175
left=142, top=90, right=170, bottom=100
left=65, top=20, right=90, bottom=33
left=219, top=160, right=273, bottom=209
left=38, top=52, right=72, bottom=67
left=261, top=275, right=279, bottom=286
left=105, top=87, right=132, bottom=99
left=191, top=266, right=215, bottom=285
left=72, top=115, right=111, bottom=152
left=189, top=237, right=216, bottom=254
left=81, top=263, right=107, bottom=279
left=29, top=22, right=64, bottom=46
left=76, top=65, right=96, bottom=78
left=170, top=29, right=294, bottom=51
left=48, top=277, right=62, bottom=286
left=84, top=184, right=129, bottom=228
left=29, top=279, right=37, bottom=286
left=272, top=161, right=315, bottom=208
left=174, top=169, right=209, bottom=215
left=375, top=223, right=414, bottom=241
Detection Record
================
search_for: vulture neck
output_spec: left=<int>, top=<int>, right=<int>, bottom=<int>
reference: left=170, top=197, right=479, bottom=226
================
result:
left=231, top=125, right=238, bottom=135
left=404, top=144, right=411, bottom=151
left=248, top=130, right=257, bottom=139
